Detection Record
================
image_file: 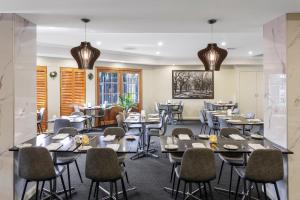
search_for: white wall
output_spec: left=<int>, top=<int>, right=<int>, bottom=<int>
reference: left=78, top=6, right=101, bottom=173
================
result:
left=37, top=56, right=263, bottom=125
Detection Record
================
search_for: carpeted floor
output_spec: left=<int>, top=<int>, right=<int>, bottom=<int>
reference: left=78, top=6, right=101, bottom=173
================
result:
left=44, top=121, right=264, bottom=200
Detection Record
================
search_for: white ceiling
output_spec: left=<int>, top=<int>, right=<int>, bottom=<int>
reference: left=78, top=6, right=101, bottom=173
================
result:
left=1, top=0, right=300, bottom=65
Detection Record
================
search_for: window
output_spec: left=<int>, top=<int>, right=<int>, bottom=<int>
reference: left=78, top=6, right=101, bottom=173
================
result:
left=36, top=66, right=48, bottom=130
left=60, top=67, right=86, bottom=116
left=96, top=67, right=142, bottom=108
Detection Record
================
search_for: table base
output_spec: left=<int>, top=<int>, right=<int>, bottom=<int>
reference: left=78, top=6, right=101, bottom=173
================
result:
left=164, top=186, right=202, bottom=200
left=130, top=149, right=158, bottom=160
left=41, top=187, right=75, bottom=200
left=215, top=185, right=260, bottom=200
left=99, top=184, right=136, bottom=200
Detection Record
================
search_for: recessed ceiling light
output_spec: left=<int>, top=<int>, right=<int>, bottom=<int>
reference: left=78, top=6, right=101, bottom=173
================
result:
left=221, top=41, right=226, bottom=46
left=248, top=51, right=253, bottom=55
left=158, top=41, right=163, bottom=46
left=96, top=41, right=102, bottom=46
left=156, top=51, right=160, bottom=55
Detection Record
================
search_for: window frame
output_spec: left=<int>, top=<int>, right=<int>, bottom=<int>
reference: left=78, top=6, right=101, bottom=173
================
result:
left=95, top=67, right=143, bottom=110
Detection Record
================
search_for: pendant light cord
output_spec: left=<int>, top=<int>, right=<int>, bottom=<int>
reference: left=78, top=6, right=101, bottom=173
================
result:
left=85, top=22, right=87, bottom=42
left=210, top=23, right=214, bottom=43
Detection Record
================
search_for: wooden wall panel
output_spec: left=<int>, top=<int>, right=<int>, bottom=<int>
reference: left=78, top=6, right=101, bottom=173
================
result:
left=60, top=68, right=86, bottom=116
left=36, top=66, right=48, bottom=131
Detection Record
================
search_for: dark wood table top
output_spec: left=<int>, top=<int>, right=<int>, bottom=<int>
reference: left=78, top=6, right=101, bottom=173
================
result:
left=160, top=135, right=293, bottom=154
left=9, top=134, right=139, bottom=154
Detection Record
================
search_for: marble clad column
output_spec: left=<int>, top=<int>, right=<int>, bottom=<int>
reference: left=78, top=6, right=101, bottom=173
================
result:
left=0, top=14, right=36, bottom=200
left=264, top=13, right=300, bottom=200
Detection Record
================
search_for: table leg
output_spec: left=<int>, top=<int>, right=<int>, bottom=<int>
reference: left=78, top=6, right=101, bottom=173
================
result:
left=98, top=183, right=136, bottom=200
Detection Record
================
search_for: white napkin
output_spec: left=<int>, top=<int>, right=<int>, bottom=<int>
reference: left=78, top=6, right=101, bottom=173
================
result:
left=103, top=135, right=116, bottom=142
left=78, top=145, right=92, bottom=151
left=247, top=119, right=261, bottom=122
left=229, top=134, right=245, bottom=141
left=148, top=117, right=160, bottom=121
left=192, top=143, right=206, bottom=148
left=46, top=143, right=63, bottom=151
left=52, top=133, right=69, bottom=140
left=178, top=134, right=191, bottom=140
left=107, top=144, right=120, bottom=151
left=248, top=143, right=265, bottom=150
left=227, top=119, right=242, bottom=123
left=214, top=114, right=226, bottom=117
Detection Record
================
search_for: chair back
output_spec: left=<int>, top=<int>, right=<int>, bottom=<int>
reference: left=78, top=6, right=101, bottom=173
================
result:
left=218, top=117, right=229, bottom=129
left=180, top=148, right=216, bottom=182
left=246, top=112, right=255, bottom=119
left=232, top=108, right=240, bottom=114
left=220, top=127, right=240, bottom=138
left=160, top=110, right=166, bottom=118
left=71, top=111, right=84, bottom=116
left=206, top=112, right=215, bottom=129
left=85, top=148, right=121, bottom=181
left=18, top=147, right=55, bottom=181
left=53, top=119, right=72, bottom=134
left=103, top=127, right=125, bottom=139
left=199, top=110, right=206, bottom=124
left=155, top=102, right=160, bottom=113
left=116, top=112, right=126, bottom=130
left=57, top=127, right=78, bottom=137
left=207, top=103, right=214, bottom=111
left=73, top=105, right=80, bottom=112
left=39, top=107, right=46, bottom=120
left=245, top=149, right=283, bottom=182
left=172, top=128, right=193, bottom=138
left=161, top=115, right=169, bottom=136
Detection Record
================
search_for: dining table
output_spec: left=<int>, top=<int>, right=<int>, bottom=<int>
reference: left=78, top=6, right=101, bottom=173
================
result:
left=10, top=133, right=140, bottom=200
left=160, top=134, right=292, bottom=200
left=211, top=102, right=235, bottom=110
left=124, top=112, right=161, bottom=159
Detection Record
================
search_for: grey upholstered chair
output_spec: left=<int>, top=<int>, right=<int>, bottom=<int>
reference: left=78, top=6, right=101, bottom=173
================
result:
left=53, top=118, right=71, bottom=134
left=169, top=128, right=194, bottom=184
left=103, top=127, right=130, bottom=184
left=174, top=148, right=216, bottom=200
left=146, top=115, right=169, bottom=157
left=18, top=147, right=68, bottom=200
left=55, top=127, right=83, bottom=197
left=218, top=128, right=244, bottom=199
left=85, top=148, right=128, bottom=200
left=199, top=110, right=207, bottom=134
left=37, top=107, right=45, bottom=133
left=234, top=149, right=283, bottom=200
left=218, top=117, right=229, bottom=129
left=206, top=112, right=219, bottom=135
left=172, top=102, right=184, bottom=123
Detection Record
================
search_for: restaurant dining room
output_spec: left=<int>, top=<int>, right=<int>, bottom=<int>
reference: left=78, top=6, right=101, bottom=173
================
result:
left=0, top=1, right=300, bottom=200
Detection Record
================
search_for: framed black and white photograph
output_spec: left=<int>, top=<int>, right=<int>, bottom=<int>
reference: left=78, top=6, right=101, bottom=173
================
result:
left=172, top=70, right=214, bottom=99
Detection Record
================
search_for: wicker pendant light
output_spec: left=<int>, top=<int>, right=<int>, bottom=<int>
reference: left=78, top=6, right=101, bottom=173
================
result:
left=198, top=19, right=228, bottom=71
left=71, top=18, right=100, bottom=70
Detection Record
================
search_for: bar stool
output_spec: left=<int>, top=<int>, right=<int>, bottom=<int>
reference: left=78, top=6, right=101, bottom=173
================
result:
left=234, top=149, right=283, bottom=200
left=174, top=148, right=216, bottom=200
left=18, top=147, right=68, bottom=200
left=85, top=148, right=128, bottom=200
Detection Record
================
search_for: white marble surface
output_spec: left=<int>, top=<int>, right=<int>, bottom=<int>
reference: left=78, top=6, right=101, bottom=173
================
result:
left=264, top=13, right=300, bottom=200
left=0, top=14, right=36, bottom=200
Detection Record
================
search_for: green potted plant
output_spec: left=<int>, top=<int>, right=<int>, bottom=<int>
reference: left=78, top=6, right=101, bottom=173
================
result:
left=118, top=94, right=137, bottom=114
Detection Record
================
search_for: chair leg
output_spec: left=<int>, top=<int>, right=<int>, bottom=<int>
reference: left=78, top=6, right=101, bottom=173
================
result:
left=40, top=181, right=45, bottom=199
left=255, top=183, right=260, bottom=199
left=124, top=170, right=130, bottom=184
left=49, top=180, right=53, bottom=200
left=229, top=165, right=233, bottom=199
left=248, top=181, right=252, bottom=200
left=200, top=125, right=203, bottom=134
left=170, top=163, right=175, bottom=182
left=209, top=129, right=211, bottom=135
left=60, top=175, right=68, bottom=200
left=217, top=161, right=224, bottom=184
left=198, top=183, right=202, bottom=198
left=67, top=164, right=72, bottom=197
left=121, top=178, right=128, bottom=200
left=204, top=182, right=208, bottom=200
left=114, top=181, right=119, bottom=200
left=208, top=182, right=214, bottom=200
left=146, top=135, right=151, bottom=153
left=235, top=176, right=241, bottom=200
left=95, top=182, right=99, bottom=199
left=88, top=180, right=94, bottom=200
left=175, top=179, right=181, bottom=200
left=183, top=181, right=187, bottom=200
left=263, top=183, right=267, bottom=200
left=172, top=171, right=176, bottom=197
left=75, top=160, right=83, bottom=183
left=274, top=182, right=280, bottom=200
left=35, top=181, right=39, bottom=200
left=21, top=180, right=28, bottom=200
left=110, top=182, right=113, bottom=199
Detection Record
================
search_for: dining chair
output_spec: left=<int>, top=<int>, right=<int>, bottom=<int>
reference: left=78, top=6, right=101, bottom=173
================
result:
left=55, top=127, right=83, bottom=197
left=218, top=128, right=244, bottom=199
left=172, top=102, right=184, bottom=124
left=103, top=127, right=130, bottom=184
left=18, top=147, right=68, bottom=200
left=174, top=148, right=216, bottom=200
left=169, top=128, right=194, bottom=185
left=199, top=110, right=208, bottom=134
left=116, top=112, right=128, bottom=131
left=85, top=148, right=128, bottom=200
left=206, top=112, right=219, bottom=135
left=73, top=105, right=81, bottom=112
left=234, top=149, right=283, bottom=200
left=218, top=117, right=229, bottom=129
left=37, top=107, right=45, bottom=133
left=53, top=118, right=72, bottom=134
left=93, top=108, right=105, bottom=127
left=70, top=111, right=86, bottom=132
left=146, top=115, right=169, bottom=157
